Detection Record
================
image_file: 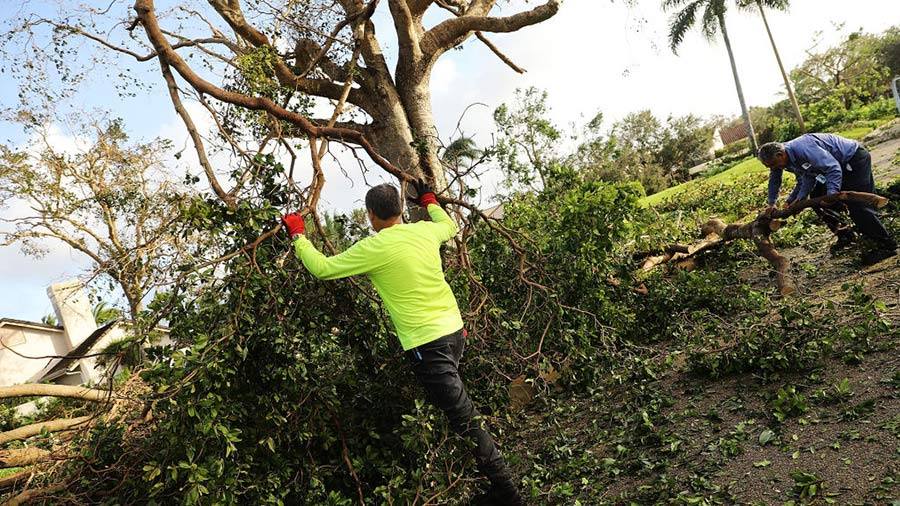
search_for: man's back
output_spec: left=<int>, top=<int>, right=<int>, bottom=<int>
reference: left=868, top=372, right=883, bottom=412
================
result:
left=786, top=133, right=859, bottom=167
left=293, top=204, right=462, bottom=350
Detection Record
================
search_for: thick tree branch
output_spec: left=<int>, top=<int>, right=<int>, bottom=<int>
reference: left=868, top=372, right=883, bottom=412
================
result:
left=646, top=191, right=890, bottom=296
left=422, top=0, right=559, bottom=59
left=0, top=417, right=92, bottom=446
left=0, top=448, right=52, bottom=468
left=134, top=0, right=406, bottom=185
left=0, top=384, right=114, bottom=403
left=389, top=0, right=423, bottom=63
left=3, top=484, right=67, bottom=505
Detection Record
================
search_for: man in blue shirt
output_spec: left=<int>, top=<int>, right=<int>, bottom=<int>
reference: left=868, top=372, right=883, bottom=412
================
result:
left=759, top=133, right=896, bottom=264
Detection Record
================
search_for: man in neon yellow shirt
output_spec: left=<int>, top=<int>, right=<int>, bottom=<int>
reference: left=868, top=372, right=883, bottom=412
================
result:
left=282, top=180, right=524, bottom=505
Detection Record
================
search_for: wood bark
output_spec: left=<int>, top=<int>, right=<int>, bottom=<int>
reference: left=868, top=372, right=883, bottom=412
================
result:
left=0, top=470, right=31, bottom=491
left=2, top=484, right=66, bottom=505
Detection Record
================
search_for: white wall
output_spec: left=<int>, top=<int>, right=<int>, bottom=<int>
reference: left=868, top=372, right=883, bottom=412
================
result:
left=0, top=325, right=68, bottom=386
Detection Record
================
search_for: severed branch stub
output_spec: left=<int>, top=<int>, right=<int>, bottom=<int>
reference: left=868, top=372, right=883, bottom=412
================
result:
left=643, top=191, right=889, bottom=296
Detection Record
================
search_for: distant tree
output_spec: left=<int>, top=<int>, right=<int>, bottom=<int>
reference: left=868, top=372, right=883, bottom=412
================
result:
left=0, top=114, right=197, bottom=320
left=664, top=0, right=759, bottom=152
left=493, top=87, right=562, bottom=189
left=442, top=137, right=482, bottom=169
left=41, top=314, right=57, bottom=326
left=567, top=112, right=619, bottom=182
left=875, top=26, right=900, bottom=77
left=658, top=114, right=715, bottom=180
left=791, top=28, right=893, bottom=109
left=610, top=111, right=670, bottom=194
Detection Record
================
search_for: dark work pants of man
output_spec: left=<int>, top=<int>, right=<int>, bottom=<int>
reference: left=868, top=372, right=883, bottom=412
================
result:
left=809, top=146, right=895, bottom=247
left=406, top=329, right=519, bottom=498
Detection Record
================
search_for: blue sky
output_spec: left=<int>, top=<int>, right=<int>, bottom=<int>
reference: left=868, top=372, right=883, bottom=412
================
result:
left=1, top=0, right=899, bottom=321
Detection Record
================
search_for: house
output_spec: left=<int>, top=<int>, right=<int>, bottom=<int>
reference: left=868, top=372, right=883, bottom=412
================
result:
left=716, top=122, right=750, bottom=146
left=0, top=280, right=167, bottom=389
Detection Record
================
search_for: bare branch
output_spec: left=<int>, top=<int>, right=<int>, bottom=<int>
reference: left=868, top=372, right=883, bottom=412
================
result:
left=475, top=32, right=525, bottom=73
left=157, top=57, right=235, bottom=207
left=422, top=0, right=560, bottom=60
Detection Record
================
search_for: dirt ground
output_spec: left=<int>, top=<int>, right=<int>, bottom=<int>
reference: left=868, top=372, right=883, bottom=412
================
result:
left=493, top=125, right=900, bottom=505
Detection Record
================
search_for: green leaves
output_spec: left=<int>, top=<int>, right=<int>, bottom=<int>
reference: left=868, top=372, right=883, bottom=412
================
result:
left=771, top=386, right=808, bottom=423
left=758, top=429, right=776, bottom=445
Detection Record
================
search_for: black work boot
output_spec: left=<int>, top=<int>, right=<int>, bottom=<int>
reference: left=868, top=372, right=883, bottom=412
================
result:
left=860, top=238, right=898, bottom=266
left=829, top=230, right=857, bottom=254
left=471, top=482, right=526, bottom=506
left=470, top=464, right=526, bottom=506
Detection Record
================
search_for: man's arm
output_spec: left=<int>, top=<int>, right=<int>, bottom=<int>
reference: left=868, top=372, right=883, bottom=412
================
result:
left=767, top=169, right=783, bottom=205
left=410, top=178, right=458, bottom=243
left=790, top=174, right=816, bottom=203
left=426, top=204, right=459, bottom=243
left=293, top=236, right=377, bottom=280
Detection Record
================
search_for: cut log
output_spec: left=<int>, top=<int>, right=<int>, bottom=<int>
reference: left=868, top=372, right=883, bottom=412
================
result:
left=0, top=417, right=92, bottom=446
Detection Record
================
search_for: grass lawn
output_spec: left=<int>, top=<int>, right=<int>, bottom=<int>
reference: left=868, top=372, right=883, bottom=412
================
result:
left=640, top=121, right=888, bottom=207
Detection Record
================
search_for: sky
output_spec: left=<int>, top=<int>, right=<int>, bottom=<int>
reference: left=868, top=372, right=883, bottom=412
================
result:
left=0, top=0, right=899, bottom=321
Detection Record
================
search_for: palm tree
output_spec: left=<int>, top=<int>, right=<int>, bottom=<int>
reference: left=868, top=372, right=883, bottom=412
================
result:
left=92, top=301, right=121, bottom=325
left=738, top=0, right=805, bottom=132
left=665, top=0, right=759, bottom=153
left=442, top=136, right=482, bottom=168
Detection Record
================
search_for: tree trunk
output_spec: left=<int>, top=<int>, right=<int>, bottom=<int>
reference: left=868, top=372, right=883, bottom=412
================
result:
left=718, top=12, right=759, bottom=153
left=757, top=1, right=805, bottom=132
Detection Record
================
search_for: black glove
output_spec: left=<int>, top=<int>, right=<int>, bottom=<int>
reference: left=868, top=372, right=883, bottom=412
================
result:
left=409, top=178, right=438, bottom=207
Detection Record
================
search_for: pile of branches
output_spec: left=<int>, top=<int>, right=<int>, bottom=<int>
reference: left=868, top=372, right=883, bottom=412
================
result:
left=0, top=379, right=146, bottom=504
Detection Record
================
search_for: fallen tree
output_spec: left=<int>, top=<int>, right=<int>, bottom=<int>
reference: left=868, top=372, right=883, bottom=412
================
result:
left=642, top=191, right=889, bottom=295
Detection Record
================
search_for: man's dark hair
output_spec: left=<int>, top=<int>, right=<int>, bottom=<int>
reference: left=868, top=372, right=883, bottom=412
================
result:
left=365, top=184, right=402, bottom=220
left=758, top=142, right=785, bottom=164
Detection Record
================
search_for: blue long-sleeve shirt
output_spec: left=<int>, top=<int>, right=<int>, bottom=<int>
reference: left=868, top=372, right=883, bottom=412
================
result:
left=767, top=133, right=859, bottom=205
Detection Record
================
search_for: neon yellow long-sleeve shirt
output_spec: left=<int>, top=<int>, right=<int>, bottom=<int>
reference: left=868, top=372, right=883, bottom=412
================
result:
left=293, top=204, right=463, bottom=350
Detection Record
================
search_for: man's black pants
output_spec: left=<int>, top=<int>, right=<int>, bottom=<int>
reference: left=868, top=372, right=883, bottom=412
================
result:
left=406, top=329, right=513, bottom=488
left=810, top=146, right=893, bottom=245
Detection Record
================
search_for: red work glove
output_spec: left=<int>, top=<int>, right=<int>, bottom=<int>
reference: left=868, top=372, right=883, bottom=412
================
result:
left=281, top=212, right=305, bottom=238
left=411, top=178, right=438, bottom=207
